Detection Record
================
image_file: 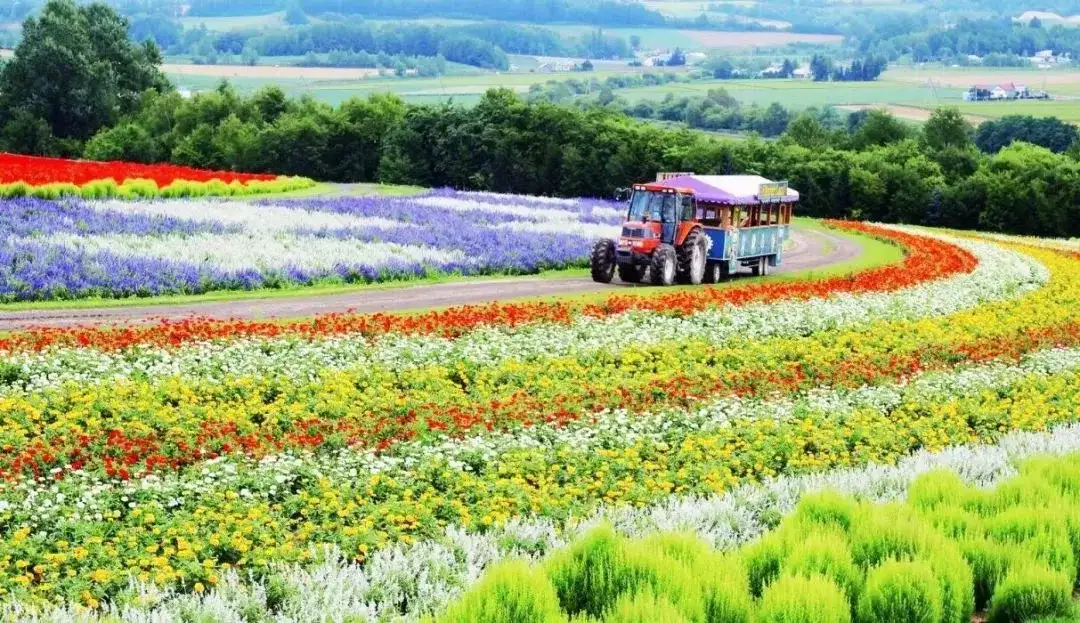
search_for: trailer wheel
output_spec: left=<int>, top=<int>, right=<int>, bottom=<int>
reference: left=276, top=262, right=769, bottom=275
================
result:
left=650, top=244, right=677, bottom=286
left=677, top=229, right=708, bottom=285
left=760, top=256, right=771, bottom=276
left=590, top=239, right=616, bottom=284
left=751, top=256, right=769, bottom=277
left=703, top=261, right=724, bottom=284
left=618, top=264, right=644, bottom=283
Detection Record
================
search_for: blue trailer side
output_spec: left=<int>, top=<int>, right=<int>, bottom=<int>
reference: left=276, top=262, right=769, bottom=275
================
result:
left=702, top=224, right=789, bottom=272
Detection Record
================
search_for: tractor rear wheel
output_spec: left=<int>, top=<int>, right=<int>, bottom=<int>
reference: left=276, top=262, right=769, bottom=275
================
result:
left=618, top=264, right=644, bottom=283
left=650, top=244, right=677, bottom=286
left=677, top=229, right=708, bottom=285
left=590, top=239, right=616, bottom=283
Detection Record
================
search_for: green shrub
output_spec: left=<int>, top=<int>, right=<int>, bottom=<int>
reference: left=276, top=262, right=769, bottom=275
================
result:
left=783, top=530, right=862, bottom=610
left=974, top=476, right=1063, bottom=517
left=117, top=178, right=160, bottom=199
left=925, top=544, right=975, bottom=623
left=80, top=179, right=121, bottom=199
left=545, top=525, right=703, bottom=621
left=619, top=541, right=705, bottom=622
left=0, top=181, right=32, bottom=197
left=960, top=537, right=1014, bottom=611
left=638, top=532, right=713, bottom=567
left=921, top=505, right=982, bottom=540
left=850, top=503, right=935, bottom=569
left=856, top=559, right=942, bottom=623
left=439, top=560, right=566, bottom=623
left=696, top=553, right=752, bottom=623
left=742, top=532, right=786, bottom=598
left=602, top=590, right=689, bottom=623
left=637, top=532, right=751, bottom=622
left=1018, top=456, right=1080, bottom=500
left=756, top=574, right=851, bottom=623
left=545, top=525, right=625, bottom=617
left=908, top=470, right=971, bottom=512
left=789, top=490, right=863, bottom=535
left=986, top=562, right=1073, bottom=623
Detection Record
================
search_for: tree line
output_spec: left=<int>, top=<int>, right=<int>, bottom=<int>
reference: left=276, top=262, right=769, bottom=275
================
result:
left=3, top=0, right=1080, bottom=240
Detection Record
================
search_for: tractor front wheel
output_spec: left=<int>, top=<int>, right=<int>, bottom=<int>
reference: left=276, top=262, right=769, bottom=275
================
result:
left=618, top=263, right=644, bottom=283
left=650, top=244, right=677, bottom=286
left=590, top=239, right=617, bottom=283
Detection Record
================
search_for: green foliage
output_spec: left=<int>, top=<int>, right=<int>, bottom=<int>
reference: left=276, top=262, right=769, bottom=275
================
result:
left=741, top=532, right=786, bottom=598
left=756, top=574, right=852, bottom=623
left=783, top=530, right=863, bottom=609
left=0, top=0, right=168, bottom=152
left=922, top=108, right=973, bottom=153
left=442, top=454, right=1080, bottom=623
left=788, top=490, right=862, bottom=535
left=986, top=562, right=1074, bottom=623
left=544, top=525, right=704, bottom=621
left=601, top=590, right=689, bottom=623
left=0, top=176, right=314, bottom=200
left=850, top=503, right=935, bottom=570
left=856, top=559, right=942, bottom=623
left=925, top=544, right=976, bottom=623
left=976, top=115, right=1079, bottom=155
left=438, top=560, right=566, bottom=623
left=960, top=537, right=1016, bottom=611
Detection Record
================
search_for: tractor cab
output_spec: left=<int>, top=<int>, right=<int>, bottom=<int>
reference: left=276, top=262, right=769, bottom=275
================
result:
left=621, top=184, right=696, bottom=251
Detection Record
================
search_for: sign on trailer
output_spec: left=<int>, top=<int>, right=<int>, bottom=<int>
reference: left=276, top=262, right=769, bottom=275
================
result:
left=758, top=181, right=789, bottom=202
left=656, top=172, right=695, bottom=181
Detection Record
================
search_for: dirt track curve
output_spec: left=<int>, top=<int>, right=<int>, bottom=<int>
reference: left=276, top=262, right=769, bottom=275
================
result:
left=0, top=227, right=861, bottom=330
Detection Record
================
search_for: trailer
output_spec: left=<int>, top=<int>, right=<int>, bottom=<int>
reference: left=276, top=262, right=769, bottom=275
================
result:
left=591, top=174, right=798, bottom=285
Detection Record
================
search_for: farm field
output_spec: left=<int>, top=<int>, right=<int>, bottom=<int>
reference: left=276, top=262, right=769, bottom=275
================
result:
left=164, top=66, right=682, bottom=106
left=4, top=152, right=1080, bottom=621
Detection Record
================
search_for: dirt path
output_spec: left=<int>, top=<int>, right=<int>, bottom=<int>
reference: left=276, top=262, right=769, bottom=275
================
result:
left=0, top=227, right=862, bottom=330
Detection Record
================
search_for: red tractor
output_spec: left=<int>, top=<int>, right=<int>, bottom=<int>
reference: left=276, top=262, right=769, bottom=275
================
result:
left=590, top=183, right=708, bottom=286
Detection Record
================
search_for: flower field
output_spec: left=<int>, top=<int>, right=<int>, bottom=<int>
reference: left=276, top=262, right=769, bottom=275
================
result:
left=0, top=190, right=623, bottom=302
left=0, top=153, right=314, bottom=200
left=1, top=212, right=1080, bottom=622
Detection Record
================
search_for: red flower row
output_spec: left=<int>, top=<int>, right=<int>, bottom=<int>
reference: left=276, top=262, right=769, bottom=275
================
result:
left=0, top=153, right=276, bottom=187
left=0, top=221, right=974, bottom=353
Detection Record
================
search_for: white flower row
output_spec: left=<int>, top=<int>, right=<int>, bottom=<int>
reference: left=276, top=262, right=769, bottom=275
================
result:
left=13, top=405, right=1080, bottom=622
left=0, top=233, right=1047, bottom=396
left=91, top=199, right=416, bottom=234
left=45, top=231, right=468, bottom=274
left=494, top=218, right=621, bottom=239
left=412, top=195, right=624, bottom=224
left=975, top=231, right=1080, bottom=253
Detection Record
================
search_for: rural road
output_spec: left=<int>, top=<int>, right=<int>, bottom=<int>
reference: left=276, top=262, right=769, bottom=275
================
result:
left=0, top=227, right=862, bottom=330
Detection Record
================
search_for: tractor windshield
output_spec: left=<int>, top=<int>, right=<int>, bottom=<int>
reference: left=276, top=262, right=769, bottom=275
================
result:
left=628, top=190, right=678, bottom=223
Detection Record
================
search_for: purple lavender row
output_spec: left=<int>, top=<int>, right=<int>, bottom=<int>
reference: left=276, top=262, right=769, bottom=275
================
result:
left=1, top=198, right=231, bottom=238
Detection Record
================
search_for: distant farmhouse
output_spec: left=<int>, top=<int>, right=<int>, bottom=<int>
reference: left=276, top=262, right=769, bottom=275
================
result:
left=963, top=82, right=1051, bottom=101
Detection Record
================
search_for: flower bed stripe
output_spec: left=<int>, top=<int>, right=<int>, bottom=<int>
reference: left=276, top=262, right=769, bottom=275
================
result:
left=0, top=221, right=966, bottom=352
left=0, top=153, right=277, bottom=186
left=0, top=236, right=1043, bottom=396
left=0, top=240, right=1069, bottom=481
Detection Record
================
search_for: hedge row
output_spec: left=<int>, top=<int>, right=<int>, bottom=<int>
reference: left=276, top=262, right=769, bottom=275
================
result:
left=437, top=454, right=1080, bottom=623
left=0, top=176, right=316, bottom=200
